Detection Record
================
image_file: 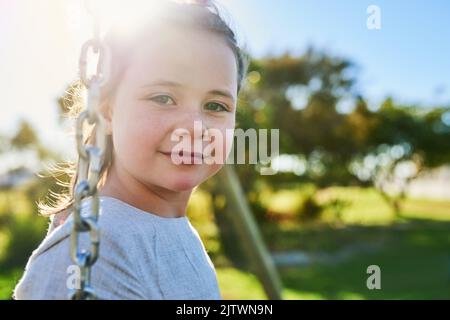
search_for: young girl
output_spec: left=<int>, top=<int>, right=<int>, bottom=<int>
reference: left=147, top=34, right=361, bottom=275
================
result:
left=14, top=0, right=249, bottom=300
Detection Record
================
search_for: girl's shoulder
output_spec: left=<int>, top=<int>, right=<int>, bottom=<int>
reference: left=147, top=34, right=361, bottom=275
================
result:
left=31, top=197, right=158, bottom=264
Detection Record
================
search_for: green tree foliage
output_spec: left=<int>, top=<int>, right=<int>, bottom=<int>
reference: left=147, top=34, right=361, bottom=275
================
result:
left=232, top=48, right=450, bottom=216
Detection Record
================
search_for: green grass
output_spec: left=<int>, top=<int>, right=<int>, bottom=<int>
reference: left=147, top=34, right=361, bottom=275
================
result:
left=215, top=186, right=450, bottom=300
left=316, top=187, right=450, bottom=225
left=282, top=223, right=449, bottom=299
left=217, top=268, right=268, bottom=299
left=218, top=219, right=450, bottom=299
left=0, top=269, right=22, bottom=300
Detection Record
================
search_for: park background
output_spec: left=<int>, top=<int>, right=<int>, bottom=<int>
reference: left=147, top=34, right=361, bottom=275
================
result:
left=0, top=0, right=449, bottom=299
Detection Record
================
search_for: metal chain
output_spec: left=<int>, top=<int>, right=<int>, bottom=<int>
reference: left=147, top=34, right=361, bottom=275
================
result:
left=69, top=0, right=110, bottom=300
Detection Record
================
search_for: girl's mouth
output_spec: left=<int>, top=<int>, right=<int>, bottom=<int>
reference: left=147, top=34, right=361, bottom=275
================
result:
left=160, top=151, right=204, bottom=164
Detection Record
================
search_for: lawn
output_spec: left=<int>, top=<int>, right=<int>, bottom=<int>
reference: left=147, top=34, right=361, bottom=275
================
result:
left=217, top=219, right=450, bottom=299
left=215, top=186, right=450, bottom=300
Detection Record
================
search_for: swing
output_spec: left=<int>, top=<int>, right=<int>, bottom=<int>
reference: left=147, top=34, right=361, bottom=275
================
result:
left=69, top=0, right=110, bottom=300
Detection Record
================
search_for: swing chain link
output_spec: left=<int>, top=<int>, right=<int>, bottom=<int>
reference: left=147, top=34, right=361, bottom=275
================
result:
left=70, top=0, right=110, bottom=300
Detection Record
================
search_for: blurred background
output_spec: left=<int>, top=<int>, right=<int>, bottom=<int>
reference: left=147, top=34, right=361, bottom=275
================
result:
left=0, top=0, right=449, bottom=299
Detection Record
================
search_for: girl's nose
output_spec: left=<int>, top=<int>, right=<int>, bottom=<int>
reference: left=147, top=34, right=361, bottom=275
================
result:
left=174, top=111, right=210, bottom=143
left=185, top=109, right=208, bottom=129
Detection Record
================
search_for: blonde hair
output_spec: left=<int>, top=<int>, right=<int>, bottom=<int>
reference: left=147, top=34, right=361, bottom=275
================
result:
left=39, top=0, right=249, bottom=217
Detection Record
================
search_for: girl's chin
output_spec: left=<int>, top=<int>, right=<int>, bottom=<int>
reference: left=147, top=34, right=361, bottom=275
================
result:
left=165, top=177, right=203, bottom=192
left=159, top=164, right=223, bottom=191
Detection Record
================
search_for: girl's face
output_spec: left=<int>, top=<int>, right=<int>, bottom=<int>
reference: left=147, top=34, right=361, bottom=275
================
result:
left=105, top=26, right=238, bottom=192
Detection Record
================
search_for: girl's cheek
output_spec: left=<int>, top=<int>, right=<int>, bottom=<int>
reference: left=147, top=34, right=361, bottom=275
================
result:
left=113, top=110, right=165, bottom=159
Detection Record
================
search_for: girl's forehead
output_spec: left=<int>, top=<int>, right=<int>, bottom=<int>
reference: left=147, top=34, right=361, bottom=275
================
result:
left=123, top=27, right=238, bottom=93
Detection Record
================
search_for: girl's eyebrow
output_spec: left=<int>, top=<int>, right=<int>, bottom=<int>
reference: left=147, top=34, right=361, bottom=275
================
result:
left=209, top=89, right=236, bottom=103
left=142, top=79, right=236, bottom=102
left=142, top=79, right=182, bottom=88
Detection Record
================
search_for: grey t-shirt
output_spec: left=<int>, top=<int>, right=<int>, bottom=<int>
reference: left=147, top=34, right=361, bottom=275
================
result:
left=14, top=196, right=222, bottom=300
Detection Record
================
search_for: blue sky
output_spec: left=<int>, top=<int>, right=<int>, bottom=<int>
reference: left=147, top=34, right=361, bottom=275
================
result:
left=0, top=0, right=449, bottom=159
left=225, top=0, right=450, bottom=107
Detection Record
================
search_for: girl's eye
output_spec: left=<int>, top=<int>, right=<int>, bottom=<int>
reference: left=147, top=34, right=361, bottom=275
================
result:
left=149, top=95, right=175, bottom=105
left=204, top=102, right=229, bottom=112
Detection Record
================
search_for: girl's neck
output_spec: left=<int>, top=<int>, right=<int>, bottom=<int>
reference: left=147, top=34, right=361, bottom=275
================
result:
left=99, top=161, right=192, bottom=219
